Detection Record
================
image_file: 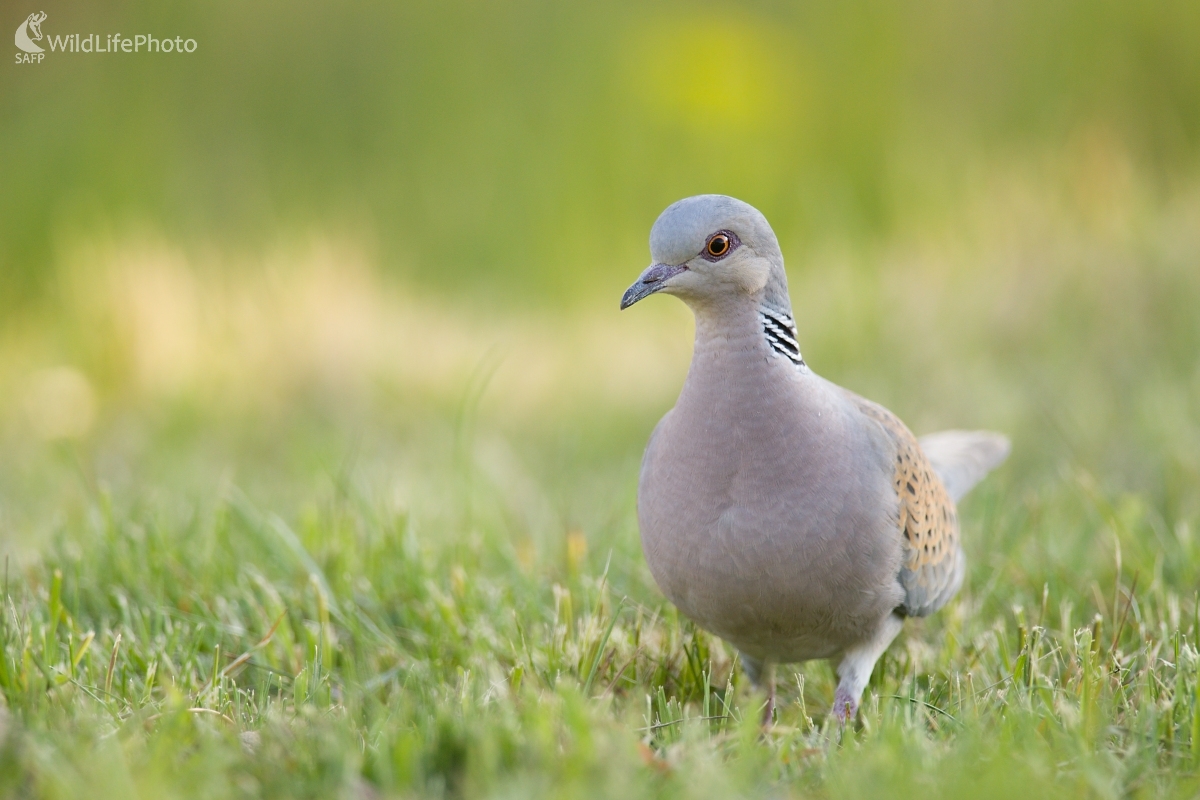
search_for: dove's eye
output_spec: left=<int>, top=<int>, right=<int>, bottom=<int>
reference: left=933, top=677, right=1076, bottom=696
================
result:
left=706, top=233, right=731, bottom=258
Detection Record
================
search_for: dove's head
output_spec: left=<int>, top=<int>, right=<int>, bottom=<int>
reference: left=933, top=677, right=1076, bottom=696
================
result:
left=620, top=195, right=790, bottom=314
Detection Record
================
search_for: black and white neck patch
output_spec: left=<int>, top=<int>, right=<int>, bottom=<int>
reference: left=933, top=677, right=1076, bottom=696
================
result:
left=760, top=309, right=808, bottom=371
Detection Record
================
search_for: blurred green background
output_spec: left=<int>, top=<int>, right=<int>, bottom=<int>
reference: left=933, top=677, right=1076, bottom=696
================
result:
left=5, top=0, right=1200, bottom=307
left=1, top=0, right=1198, bottom=554
left=3, top=2, right=1200, bottom=796
left=0, top=0, right=1198, bottom=538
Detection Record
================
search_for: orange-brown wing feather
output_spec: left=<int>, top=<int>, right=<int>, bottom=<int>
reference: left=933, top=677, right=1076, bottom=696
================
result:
left=847, top=393, right=964, bottom=617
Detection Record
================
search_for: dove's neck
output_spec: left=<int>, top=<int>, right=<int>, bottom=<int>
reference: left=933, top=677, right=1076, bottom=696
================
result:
left=686, top=296, right=808, bottom=387
left=756, top=300, right=807, bottom=370
left=692, top=294, right=807, bottom=366
left=674, top=297, right=826, bottom=463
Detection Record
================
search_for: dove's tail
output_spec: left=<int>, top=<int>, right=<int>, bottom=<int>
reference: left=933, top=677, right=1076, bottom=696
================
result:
left=918, top=430, right=1011, bottom=503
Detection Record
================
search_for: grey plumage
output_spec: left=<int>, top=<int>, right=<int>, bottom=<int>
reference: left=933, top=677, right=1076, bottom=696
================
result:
left=621, top=195, right=1009, bottom=722
left=919, top=430, right=1012, bottom=503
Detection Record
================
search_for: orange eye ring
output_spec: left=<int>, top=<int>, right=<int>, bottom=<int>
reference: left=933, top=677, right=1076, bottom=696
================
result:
left=706, top=233, right=731, bottom=258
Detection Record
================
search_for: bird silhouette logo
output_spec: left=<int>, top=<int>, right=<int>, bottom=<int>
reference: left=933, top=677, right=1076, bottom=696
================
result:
left=15, top=11, right=47, bottom=54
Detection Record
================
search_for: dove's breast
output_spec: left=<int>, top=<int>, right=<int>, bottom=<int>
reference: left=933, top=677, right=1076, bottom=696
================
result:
left=636, top=339, right=905, bottom=663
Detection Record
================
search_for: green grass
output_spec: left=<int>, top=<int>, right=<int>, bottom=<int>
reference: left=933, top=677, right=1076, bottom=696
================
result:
left=2, top=421, right=1200, bottom=799
left=2, top=165, right=1200, bottom=798
left=5, top=3, right=1200, bottom=795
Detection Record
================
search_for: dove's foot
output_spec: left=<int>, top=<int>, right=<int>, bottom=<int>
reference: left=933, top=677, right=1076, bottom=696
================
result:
left=831, top=687, right=858, bottom=724
left=761, top=682, right=776, bottom=727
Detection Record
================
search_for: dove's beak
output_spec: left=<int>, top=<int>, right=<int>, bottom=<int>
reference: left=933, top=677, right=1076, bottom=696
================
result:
left=620, top=263, right=687, bottom=310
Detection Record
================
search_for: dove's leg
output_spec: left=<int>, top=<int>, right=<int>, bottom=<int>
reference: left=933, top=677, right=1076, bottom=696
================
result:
left=832, top=613, right=904, bottom=722
left=740, top=653, right=776, bottom=726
